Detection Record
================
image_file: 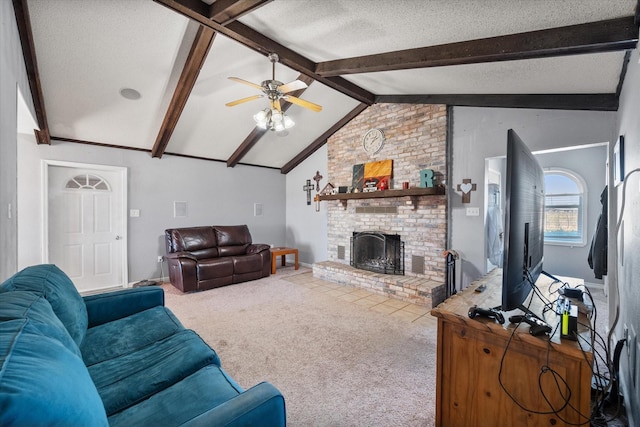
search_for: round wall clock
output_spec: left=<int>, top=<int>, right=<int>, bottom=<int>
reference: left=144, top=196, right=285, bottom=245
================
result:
left=362, top=128, right=385, bottom=155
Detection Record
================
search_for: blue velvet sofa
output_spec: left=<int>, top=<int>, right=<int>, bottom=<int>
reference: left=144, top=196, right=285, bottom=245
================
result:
left=0, top=264, right=286, bottom=426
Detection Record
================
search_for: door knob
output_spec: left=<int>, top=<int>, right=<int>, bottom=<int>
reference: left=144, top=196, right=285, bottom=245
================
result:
left=115, top=235, right=122, bottom=240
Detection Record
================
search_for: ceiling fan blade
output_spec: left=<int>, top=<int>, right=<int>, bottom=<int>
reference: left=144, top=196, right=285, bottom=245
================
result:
left=278, top=79, right=308, bottom=94
left=225, top=94, right=263, bottom=107
left=283, top=95, right=322, bottom=112
left=228, top=77, right=264, bottom=91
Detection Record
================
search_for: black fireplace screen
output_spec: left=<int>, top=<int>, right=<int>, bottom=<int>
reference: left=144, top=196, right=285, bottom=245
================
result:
left=351, top=232, right=404, bottom=275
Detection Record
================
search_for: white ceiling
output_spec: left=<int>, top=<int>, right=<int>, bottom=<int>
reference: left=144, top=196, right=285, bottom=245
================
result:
left=24, top=0, right=637, bottom=172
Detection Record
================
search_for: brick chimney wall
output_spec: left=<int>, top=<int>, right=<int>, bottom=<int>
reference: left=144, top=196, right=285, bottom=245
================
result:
left=323, top=103, right=448, bottom=284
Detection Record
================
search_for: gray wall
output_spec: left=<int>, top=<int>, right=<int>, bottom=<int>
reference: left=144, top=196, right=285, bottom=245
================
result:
left=17, top=140, right=286, bottom=283
left=451, top=107, right=616, bottom=289
left=284, top=145, right=328, bottom=266
left=614, top=46, right=640, bottom=426
left=0, top=1, right=35, bottom=281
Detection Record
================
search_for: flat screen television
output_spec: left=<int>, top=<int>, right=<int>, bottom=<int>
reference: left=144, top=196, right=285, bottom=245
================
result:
left=501, top=129, right=546, bottom=312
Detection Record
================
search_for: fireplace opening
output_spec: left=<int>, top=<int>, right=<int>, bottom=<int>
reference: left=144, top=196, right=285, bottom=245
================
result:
left=351, top=232, right=404, bottom=275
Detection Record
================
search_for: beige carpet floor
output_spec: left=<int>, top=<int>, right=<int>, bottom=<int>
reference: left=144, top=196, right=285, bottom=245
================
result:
left=162, top=267, right=438, bottom=426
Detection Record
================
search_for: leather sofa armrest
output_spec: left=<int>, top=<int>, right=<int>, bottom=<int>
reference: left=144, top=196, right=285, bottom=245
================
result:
left=166, top=253, right=198, bottom=292
left=180, top=382, right=285, bottom=427
left=246, top=243, right=270, bottom=254
left=83, top=286, right=165, bottom=328
left=166, top=251, right=198, bottom=261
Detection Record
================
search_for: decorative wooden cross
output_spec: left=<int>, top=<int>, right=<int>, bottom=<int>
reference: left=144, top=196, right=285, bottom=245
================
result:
left=303, top=179, right=314, bottom=205
left=313, top=170, right=323, bottom=191
left=456, top=178, right=477, bottom=203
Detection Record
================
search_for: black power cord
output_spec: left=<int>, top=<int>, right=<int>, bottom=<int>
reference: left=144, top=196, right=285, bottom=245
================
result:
left=496, top=275, right=603, bottom=425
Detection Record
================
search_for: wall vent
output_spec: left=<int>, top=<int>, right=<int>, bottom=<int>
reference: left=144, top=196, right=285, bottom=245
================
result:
left=355, top=206, right=398, bottom=214
left=173, top=201, right=187, bottom=218
left=337, top=245, right=345, bottom=260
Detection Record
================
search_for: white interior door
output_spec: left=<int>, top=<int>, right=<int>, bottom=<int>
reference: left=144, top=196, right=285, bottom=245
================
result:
left=47, top=164, right=127, bottom=292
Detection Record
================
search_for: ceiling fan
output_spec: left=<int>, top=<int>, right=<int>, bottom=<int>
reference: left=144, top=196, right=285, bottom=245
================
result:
left=225, top=53, right=322, bottom=115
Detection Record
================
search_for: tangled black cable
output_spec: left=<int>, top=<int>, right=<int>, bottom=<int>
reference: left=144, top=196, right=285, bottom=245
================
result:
left=496, top=274, right=599, bottom=425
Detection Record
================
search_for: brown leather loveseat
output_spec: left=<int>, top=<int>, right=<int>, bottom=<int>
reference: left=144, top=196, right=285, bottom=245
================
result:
left=164, top=225, right=271, bottom=292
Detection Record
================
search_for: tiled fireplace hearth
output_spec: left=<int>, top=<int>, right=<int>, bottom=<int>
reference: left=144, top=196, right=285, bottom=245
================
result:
left=314, top=103, right=448, bottom=308
left=313, top=261, right=446, bottom=307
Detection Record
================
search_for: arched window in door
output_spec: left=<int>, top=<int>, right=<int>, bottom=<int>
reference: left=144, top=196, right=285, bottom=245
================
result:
left=544, top=168, right=586, bottom=246
left=64, top=174, right=110, bottom=191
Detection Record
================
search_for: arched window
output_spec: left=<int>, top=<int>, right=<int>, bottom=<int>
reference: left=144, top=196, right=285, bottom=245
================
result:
left=543, top=169, right=586, bottom=246
left=64, top=174, right=110, bottom=191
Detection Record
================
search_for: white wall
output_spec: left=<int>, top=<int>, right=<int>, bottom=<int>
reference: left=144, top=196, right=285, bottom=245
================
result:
left=0, top=1, right=37, bottom=281
left=451, top=107, right=616, bottom=289
left=284, top=145, right=328, bottom=265
left=17, top=140, right=287, bottom=282
left=613, top=46, right=640, bottom=427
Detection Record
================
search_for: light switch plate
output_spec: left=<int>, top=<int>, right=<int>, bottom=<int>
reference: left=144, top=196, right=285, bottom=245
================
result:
left=466, top=207, right=480, bottom=216
left=129, top=209, right=140, bottom=217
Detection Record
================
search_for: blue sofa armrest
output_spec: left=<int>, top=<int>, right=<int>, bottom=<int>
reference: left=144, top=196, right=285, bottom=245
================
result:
left=83, top=286, right=165, bottom=328
left=181, top=382, right=286, bottom=427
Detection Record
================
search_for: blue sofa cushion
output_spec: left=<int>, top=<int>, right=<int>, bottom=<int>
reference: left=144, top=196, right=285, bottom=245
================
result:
left=108, top=365, right=243, bottom=427
left=83, top=286, right=166, bottom=327
left=0, top=290, right=81, bottom=358
left=0, top=319, right=108, bottom=426
left=89, top=329, right=221, bottom=415
left=0, top=264, right=88, bottom=346
left=81, top=305, right=184, bottom=366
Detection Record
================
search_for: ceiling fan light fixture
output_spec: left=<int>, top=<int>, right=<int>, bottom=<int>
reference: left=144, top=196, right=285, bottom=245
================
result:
left=253, top=107, right=294, bottom=132
left=253, top=109, right=268, bottom=125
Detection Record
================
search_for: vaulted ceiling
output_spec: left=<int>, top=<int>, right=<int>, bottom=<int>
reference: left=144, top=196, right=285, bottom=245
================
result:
left=14, top=0, right=639, bottom=173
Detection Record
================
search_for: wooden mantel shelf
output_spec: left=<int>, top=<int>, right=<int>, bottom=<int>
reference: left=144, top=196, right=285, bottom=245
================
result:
left=318, top=186, right=445, bottom=209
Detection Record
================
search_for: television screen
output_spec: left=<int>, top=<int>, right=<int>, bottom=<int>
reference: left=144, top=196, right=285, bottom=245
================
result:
left=501, top=129, right=545, bottom=312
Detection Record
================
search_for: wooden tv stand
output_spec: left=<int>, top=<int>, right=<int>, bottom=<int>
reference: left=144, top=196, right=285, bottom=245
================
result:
left=430, top=269, right=593, bottom=427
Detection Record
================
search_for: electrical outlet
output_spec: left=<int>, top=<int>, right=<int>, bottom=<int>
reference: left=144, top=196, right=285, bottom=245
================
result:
left=157, top=256, right=164, bottom=263
left=466, top=207, right=480, bottom=216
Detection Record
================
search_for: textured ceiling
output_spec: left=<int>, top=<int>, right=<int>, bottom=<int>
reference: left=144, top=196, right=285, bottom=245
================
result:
left=22, top=0, right=638, bottom=172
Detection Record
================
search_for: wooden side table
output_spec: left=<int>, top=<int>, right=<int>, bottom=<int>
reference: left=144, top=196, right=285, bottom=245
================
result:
left=269, top=247, right=299, bottom=274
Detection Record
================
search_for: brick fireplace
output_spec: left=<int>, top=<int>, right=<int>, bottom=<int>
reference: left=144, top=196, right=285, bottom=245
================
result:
left=313, top=103, right=448, bottom=307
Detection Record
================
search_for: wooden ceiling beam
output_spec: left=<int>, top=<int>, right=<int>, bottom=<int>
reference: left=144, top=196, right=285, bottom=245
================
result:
left=227, top=74, right=314, bottom=167
left=208, top=0, right=271, bottom=25
left=281, top=103, right=369, bottom=174
left=12, top=0, right=50, bottom=144
left=316, top=17, right=639, bottom=76
left=375, top=93, right=619, bottom=111
left=151, top=26, right=216, bottom=159
left=153, top=0, right=375, bottom=104
left=226, top=127, right=269, bottom=168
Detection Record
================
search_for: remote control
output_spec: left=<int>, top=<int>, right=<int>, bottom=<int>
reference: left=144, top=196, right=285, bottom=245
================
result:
left=508, top=314, right=552, bottom=336
left=468, top=305, right=505, bottom=324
